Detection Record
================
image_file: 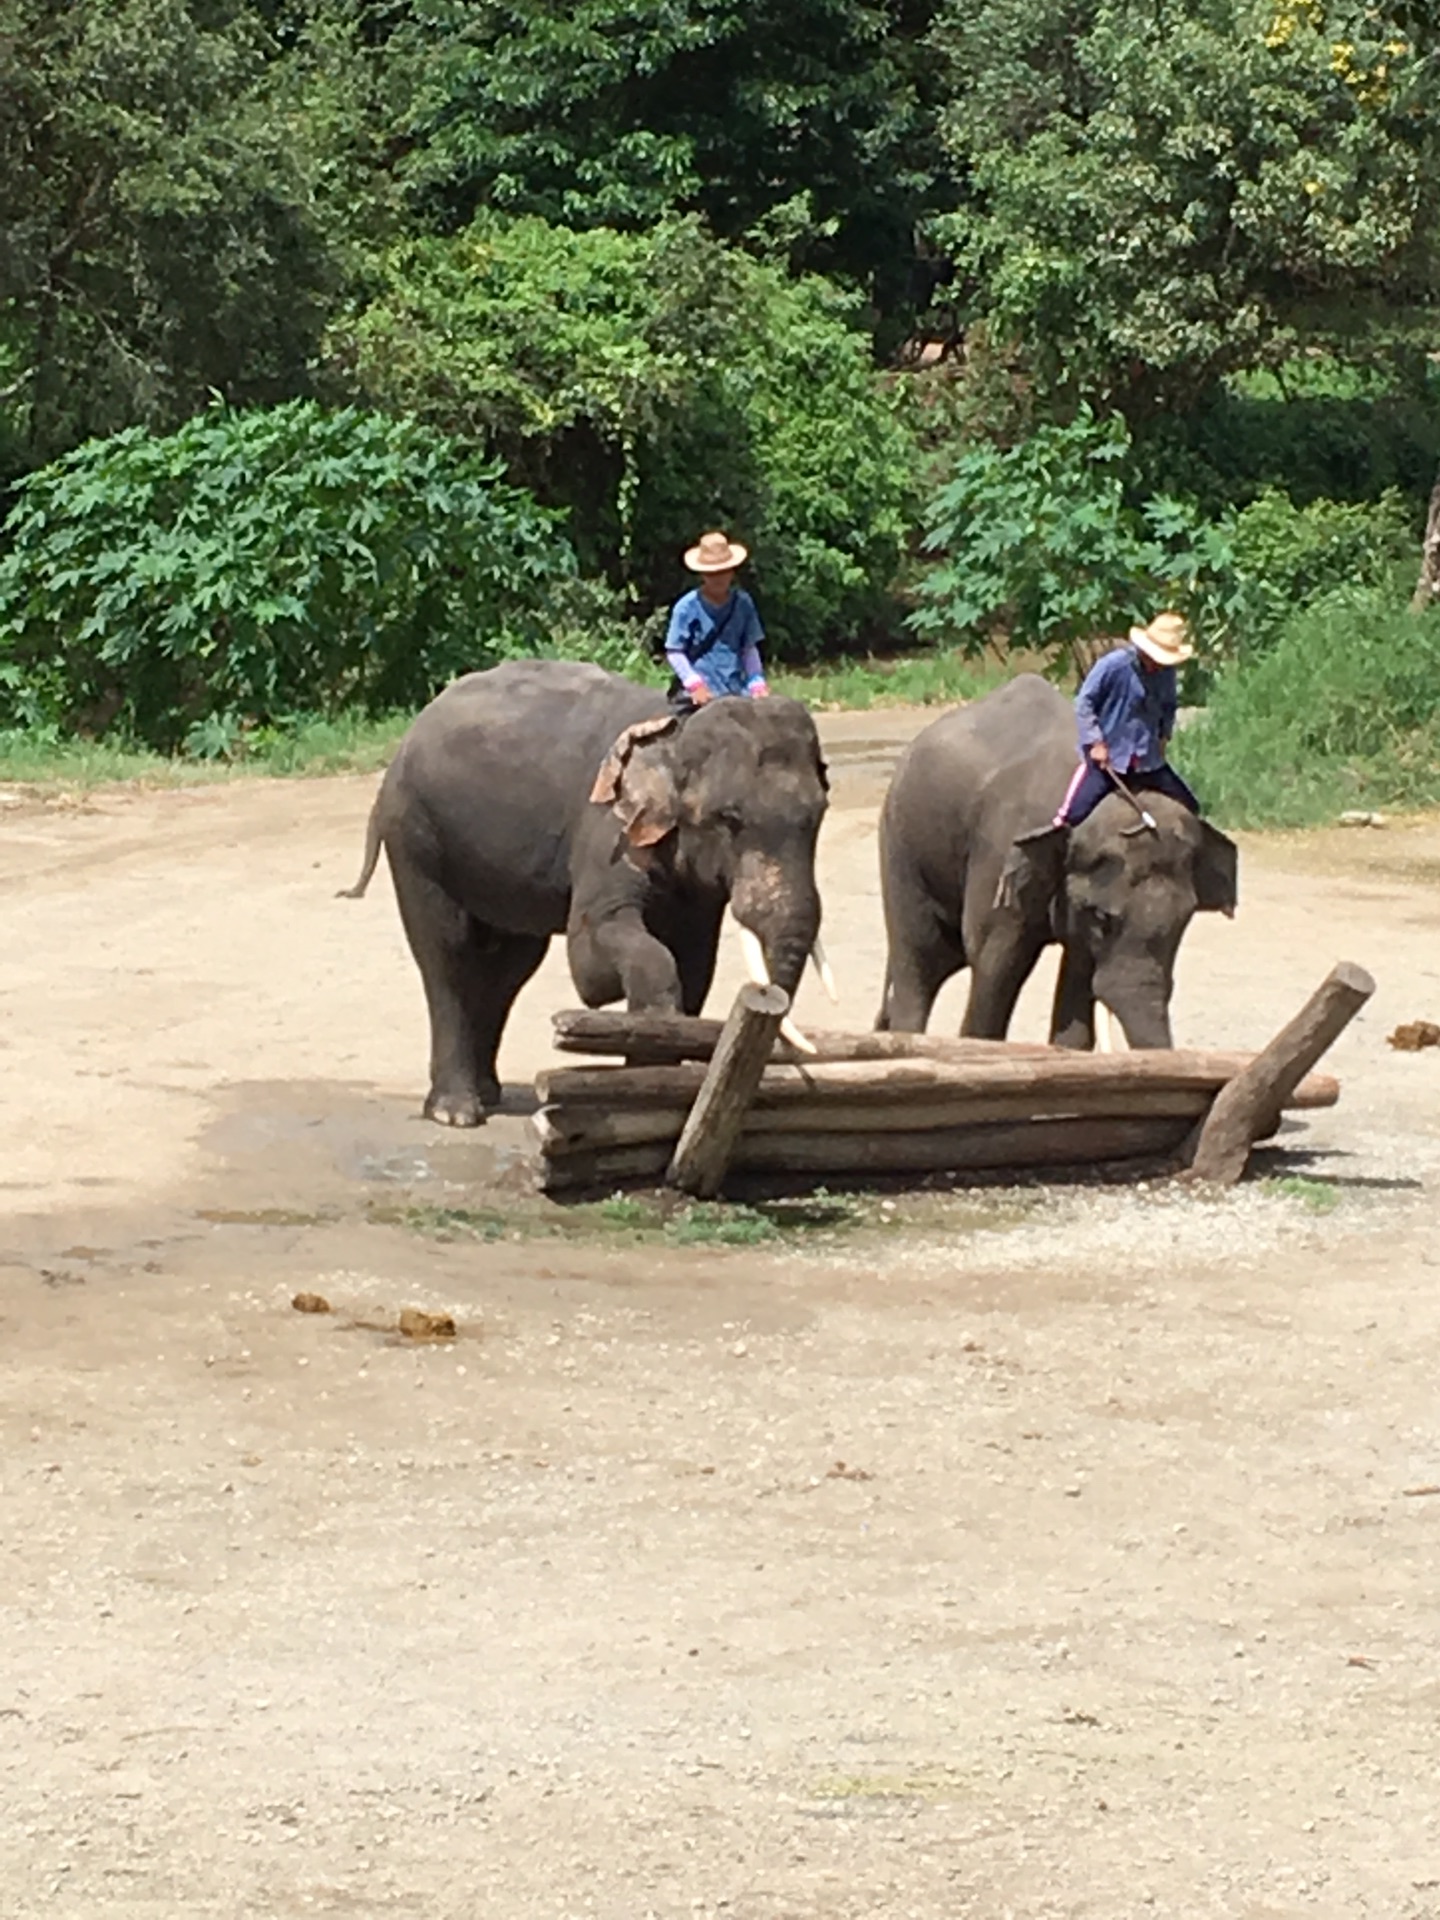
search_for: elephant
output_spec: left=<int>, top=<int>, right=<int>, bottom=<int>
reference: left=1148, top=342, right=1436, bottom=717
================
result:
left=341, top=659, right=831, bottom=1124
left=875, top=674, right=1237, bottom=1049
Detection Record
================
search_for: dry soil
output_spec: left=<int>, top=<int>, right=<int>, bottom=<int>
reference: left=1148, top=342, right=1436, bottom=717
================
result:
left=2, top=709, right=1439, bottom=1919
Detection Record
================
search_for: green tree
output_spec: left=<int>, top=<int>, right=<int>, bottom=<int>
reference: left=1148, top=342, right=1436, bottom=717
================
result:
left=0, top=401, right=574, bottom=748
left=0, top=0, right=367, bottom=479
left=400, top=0, right=949, bottom=340
left=929, top=0, right=1440, bottom=410
left=329, top=214, right=918, bottom=654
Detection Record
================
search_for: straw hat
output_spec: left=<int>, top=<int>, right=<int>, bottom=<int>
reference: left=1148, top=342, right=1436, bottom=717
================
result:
left=1129, top=611, right=1193, bottom=667
left=684, top=529, right=749, bottom=573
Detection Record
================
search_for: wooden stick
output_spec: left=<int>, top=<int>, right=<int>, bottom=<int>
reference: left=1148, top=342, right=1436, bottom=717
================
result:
left=1184, top=962, right=1375, bottom=1185
left=666, top=984, right=790, bottom=1198
left=535, top=1054, right=1340, bottom=1111
left=540, top=1114, right=1195, bottom=1193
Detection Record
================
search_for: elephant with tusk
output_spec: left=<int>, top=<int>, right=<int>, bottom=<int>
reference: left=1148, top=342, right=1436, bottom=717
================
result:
left=340, top=660, right=832, bottom=1124
left=875, top=675, right=1238, bottom=1049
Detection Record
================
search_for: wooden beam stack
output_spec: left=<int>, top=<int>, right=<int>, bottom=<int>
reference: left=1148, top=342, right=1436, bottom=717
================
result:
left=532, top=965, right=1369, bottom=1197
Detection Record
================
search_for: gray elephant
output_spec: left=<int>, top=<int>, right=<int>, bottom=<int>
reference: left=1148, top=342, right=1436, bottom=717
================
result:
left=876, top=674, right=1237, bottom=1048
left=342, top=659, right=830, bottom=1124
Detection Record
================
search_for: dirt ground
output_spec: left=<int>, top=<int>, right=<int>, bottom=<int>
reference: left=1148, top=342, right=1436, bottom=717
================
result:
left=3, top=708, right=1440, bottom=1920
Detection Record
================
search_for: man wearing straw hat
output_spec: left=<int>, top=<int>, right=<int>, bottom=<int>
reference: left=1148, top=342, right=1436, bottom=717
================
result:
left=663, top=529, right=770, bottom=710
left=1052, top=611, right=1201, bottom=828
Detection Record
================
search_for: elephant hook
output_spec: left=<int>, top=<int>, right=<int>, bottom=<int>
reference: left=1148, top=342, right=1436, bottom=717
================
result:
left=1104, top=765, right=1158, bottom=834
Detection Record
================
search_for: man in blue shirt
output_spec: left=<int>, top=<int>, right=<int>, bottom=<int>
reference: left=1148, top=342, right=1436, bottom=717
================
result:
left=1053, top=612, right=1201, bottom=827
left=664, top=530, right=769, bottom=710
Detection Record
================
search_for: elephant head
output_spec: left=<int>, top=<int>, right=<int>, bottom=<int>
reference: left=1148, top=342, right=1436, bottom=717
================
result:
left=590, top=696, right=832, bottom=1004
left=999, top=793, right=1237, bottom=1048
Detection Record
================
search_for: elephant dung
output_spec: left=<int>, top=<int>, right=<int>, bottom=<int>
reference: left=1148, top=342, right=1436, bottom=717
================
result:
left=397, top=1307, right=457, bottom=1341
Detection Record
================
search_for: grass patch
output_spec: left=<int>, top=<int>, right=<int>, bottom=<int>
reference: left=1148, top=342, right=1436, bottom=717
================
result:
left=379, top=1203, right=510, bottom=1242
left=1264, top=1175, right=1340, bottom=1213
left=667, top=1203, right=781, bottom=1247
left=0, top=710, right=411, bottom=792
left=1180, top=588, right=1440, bottom=829
left=771, top=648, right=1008, bottom=711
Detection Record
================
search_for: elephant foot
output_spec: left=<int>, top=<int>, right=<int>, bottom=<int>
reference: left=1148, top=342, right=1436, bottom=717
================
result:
left=424, top=1077, right=501, bottom=1128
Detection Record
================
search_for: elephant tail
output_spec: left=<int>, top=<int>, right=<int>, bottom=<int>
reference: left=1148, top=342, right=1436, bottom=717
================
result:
left=336, top=792, right=386, bottom=900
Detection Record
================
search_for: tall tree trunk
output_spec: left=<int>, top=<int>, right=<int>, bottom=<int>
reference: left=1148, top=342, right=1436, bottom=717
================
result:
left=1413, top=469, right=1440, bottom=615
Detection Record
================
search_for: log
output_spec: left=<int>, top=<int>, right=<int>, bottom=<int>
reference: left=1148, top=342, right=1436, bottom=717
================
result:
left=552, top=1007, right=1055, bottom=1065
left=535, top=1053, right=1340, bottom=1112
left=540, top=1114, right=1194, bottom=1194
left=535, top=1085, right=1222, bottom=1159
left=1184, top=961, right=1374, bottom=1185
left=666, top=984, right=791, bottom=1197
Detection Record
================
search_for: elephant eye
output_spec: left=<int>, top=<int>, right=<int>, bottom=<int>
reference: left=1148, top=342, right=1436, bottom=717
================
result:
left=716, top=805, right=745, bottom=833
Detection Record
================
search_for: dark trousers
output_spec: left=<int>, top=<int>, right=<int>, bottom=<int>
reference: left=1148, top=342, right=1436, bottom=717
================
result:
left=1054, top=759, right=1199, bottom=828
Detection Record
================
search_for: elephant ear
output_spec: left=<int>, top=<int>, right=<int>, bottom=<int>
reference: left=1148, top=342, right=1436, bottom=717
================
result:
left=1195, top=820, right=1238, bottom=914
left=589, top=712, right=682, bottom=848
left=995, top=824, right=1068, bottom=915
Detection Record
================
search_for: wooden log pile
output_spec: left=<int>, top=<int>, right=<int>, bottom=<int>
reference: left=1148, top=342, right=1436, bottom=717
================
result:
left=534, top=965, right=1371, bottom=1197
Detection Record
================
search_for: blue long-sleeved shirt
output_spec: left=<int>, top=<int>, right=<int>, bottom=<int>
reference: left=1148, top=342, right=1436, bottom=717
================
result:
left=664, top=588, right=767, bottom=698
left=1074, top=645, right=1177, bottom=773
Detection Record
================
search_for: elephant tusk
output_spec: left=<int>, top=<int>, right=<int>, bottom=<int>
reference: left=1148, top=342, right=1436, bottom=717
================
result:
left=734, top=920, right=817, bottom=1052
left=809, top=935, right=839, bottom=1003
left=1095, top=1001, right=1116, bottom=1054
left=736, top=923, right=771, bottom=988
left=779, top=1016, right=818, bottom=1056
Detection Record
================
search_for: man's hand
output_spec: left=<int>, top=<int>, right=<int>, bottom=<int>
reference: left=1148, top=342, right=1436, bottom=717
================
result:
left=750, top=683, right=770, bottom=699
left=1089, top=741, right=1110, bottom=768
left=688, top=683, right=712, bottom=705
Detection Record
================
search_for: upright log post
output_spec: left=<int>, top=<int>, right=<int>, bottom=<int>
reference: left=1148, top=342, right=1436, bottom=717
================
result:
left=666, top=984, right=790, bottom=1198
left=1184, top=961, right=1375, bottom=1185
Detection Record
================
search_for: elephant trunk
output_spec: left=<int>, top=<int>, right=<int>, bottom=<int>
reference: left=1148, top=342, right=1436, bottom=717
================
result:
left=731, top=857, right=822, bottom=1002
left=1094, top=956, right=1174, bottom=1050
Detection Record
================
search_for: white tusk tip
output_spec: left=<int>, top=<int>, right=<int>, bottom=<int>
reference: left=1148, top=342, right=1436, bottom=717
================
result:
left=779, top=1017, right=817, bottom=1056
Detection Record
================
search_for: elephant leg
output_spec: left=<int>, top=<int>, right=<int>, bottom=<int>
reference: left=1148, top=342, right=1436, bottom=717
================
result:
left=389, top=857, right=546, bottom=1126
left=671, top=900, right=724, bottom=1017
left=1049, top=948, right=1097, bottom=1051
left=960, top=925, right=1046, bottom=1040
left=463, top=929, right=550, bottom=1108
left=568, top=906, right=683, bottom=1013
left=877, top=891, right=963, bottom=1033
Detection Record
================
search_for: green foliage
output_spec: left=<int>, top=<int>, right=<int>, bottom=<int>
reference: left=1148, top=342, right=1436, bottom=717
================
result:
left=402, top=0, right=948, bottom=338
left=1137, top=356, right=1440, bottom=512
left=332, top=215, right=918, bottom=656
left=909, top=408, right=1235, bottom=669
left=1223, top=488, right=1416, bottom=655
left=772, top=649, right=1005, bottom=710
left=929, top=0, right=1440, bottom=408
left=0, top=402, right=574, bottom=748
left=0, top=709, right=414, bottom=789
left=1264, top=1175, right=1340, bottom=1212
left=0, top=0, right=354, bottom=480
left=1178, top=589, right=1440, bottom=826
left=668, top=1203, right=781, bottom=1247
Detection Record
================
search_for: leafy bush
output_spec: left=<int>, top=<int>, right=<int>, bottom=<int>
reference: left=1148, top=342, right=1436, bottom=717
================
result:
left=1221, top=488, right=1417, bottom=656
left=908, top=407, right=1235, bottom=671
left=0, top=402, right=575, bottom=750
left=1137, top=360, right=1440, bottom=515
left=329, top=214, right=918, bottom=657
left=1178, top=590, right=1440, bottom=827
left=911, top=406, right=1423, bottom=677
